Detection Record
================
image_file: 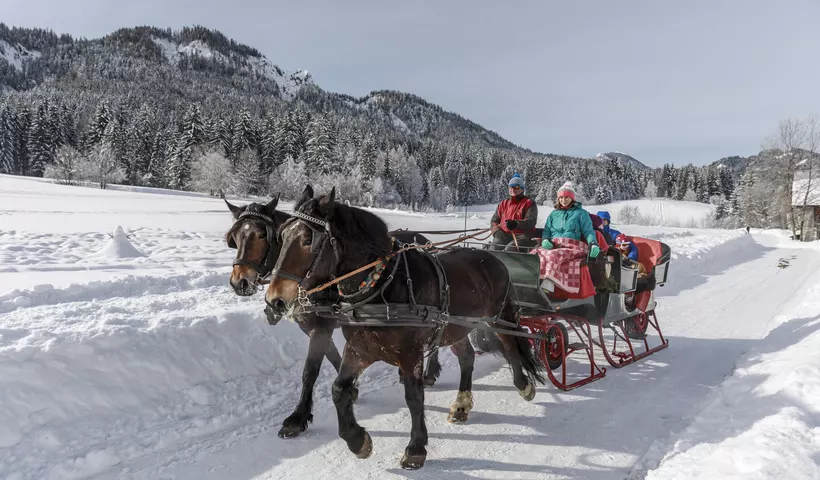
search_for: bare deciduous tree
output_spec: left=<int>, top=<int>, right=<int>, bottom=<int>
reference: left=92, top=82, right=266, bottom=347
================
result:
left=43, top=146, right=82, bottom=185
left=191, top=149, right=232, bottom=196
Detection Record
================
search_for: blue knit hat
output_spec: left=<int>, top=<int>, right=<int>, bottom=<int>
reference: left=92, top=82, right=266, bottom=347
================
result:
left=596, top=211, right=611, bottom=222
left=508, top=173, right=525, bottom=189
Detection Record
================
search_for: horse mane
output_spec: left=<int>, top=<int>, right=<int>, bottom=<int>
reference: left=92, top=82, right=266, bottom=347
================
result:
left=300, top=196, right=392, bottom=261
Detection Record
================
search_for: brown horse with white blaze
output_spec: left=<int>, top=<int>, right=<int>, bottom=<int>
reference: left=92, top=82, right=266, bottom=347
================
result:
left=265, top=185, right=545, bottom=470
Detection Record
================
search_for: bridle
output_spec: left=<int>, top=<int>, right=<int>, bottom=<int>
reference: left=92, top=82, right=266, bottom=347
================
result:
left=228, top=210, right=280, bottom=285
left=269, top=210, right=342, bottom=289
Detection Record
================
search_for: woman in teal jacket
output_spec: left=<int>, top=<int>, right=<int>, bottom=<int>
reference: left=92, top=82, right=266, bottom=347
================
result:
left=541, top=182, right=600, bottom=259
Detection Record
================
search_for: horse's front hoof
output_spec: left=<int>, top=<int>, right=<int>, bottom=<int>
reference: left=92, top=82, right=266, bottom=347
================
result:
left=447, top=410, right=469, bottom=423
left=355, top=431, right=373, bottom=459
left=401, top=452, right=426, bottom=470
left=278, top=413, right=312, bottom=439
left=518, top=382, right=535, bottom=402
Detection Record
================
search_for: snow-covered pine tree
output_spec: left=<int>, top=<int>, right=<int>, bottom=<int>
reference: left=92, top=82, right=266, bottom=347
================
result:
left=594, top=184, right=612, bottom=205
left=27, top=103, right=54, bottom=177
left=358, top=136, right=377, bottom=183
left=306, top=114, right=336, bottom=175
left=85, top=102, right=111, bottom=149
left=0, top=104, right=14, bottom=174
left=258, top=114, right=280, bottom=176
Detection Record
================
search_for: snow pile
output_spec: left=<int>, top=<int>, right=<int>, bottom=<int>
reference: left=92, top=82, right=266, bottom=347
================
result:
left=635, top=265, right=820, bottom=479
left=0, top=39, right=41, bottom=72
left=86, top=226, right=145, bottom=259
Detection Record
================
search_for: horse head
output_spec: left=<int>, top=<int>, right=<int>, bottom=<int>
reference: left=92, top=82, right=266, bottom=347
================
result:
left=264, top=184, right=392, bottom=314
left=224, top=194, right=284, bottom=296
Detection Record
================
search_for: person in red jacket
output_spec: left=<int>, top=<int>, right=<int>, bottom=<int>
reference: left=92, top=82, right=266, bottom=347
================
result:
left=490, top=174, right=539, bottom=251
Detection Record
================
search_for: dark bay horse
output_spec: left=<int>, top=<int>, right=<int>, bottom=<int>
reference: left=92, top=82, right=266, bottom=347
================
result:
left=224, top=196, right=445, bottom=439
left=264, top=186, right=545, bottom=470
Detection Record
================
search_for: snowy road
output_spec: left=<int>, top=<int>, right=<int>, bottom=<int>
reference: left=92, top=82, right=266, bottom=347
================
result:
left=116, top=234, right=819, bottom=480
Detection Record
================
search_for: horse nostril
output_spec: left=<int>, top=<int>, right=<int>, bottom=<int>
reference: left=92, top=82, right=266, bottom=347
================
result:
left=274, top=299, right=286, bottom=310
left=238, top=278, right=250, bottom=291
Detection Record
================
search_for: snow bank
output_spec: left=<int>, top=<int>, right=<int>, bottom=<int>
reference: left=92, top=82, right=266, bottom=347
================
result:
left=0, top=271, right=336, bottom=479
left=633, top=267, right=820, bottom=479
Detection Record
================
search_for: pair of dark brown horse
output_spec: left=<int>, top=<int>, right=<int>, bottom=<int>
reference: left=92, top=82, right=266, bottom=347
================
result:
left=226, top=185, right=545, bottom=470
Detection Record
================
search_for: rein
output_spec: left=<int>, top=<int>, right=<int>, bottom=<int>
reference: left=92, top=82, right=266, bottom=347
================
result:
left=301, top=226, right=493, bottom=297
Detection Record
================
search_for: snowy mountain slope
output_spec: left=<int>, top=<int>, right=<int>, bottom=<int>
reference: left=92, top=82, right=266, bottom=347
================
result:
left=149, top=35, right=312, bottom=100
left=1, top=175, right=817, bottom=479
left=0, top=38, right=41, bottom=72
left=596, top=151, right=649, bottom=171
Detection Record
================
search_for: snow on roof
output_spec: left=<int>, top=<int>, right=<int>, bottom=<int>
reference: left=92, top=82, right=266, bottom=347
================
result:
left=792, top=172, right=820, bottom=206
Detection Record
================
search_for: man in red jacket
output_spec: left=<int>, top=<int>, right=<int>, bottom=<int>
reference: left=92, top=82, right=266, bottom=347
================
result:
left=490, top=174, right=539, bottom=251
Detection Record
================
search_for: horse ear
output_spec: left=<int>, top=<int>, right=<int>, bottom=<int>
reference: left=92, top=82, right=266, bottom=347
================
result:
left=224, top=197, right=244, bottom=219
left=303, top=184, right=314, bottom=201
left=318, top=187, right=336, bottom=217
left=265, top=193, right=280, bottom=215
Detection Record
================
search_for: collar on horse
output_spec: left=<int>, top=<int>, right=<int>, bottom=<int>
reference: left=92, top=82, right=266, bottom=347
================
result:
left=230, top=210, right=279, bottom=284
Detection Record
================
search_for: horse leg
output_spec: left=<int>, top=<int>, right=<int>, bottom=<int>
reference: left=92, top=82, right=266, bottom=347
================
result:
left=498, top=333, right=545, bottom=402
left=399, top=348, right=428, bottom=469
left=423, top=348, right=442, bottom=387
left=278, top=327, right=333, bottom=438
left=321, top=334, right=360, bottom=402
left=447, top=337, right=475, bottom=423
left=333, top=343, right=373, bottom=459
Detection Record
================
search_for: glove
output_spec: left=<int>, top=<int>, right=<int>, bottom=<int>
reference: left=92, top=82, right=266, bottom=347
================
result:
left=589, top=245, right=600, bottom=258
left=541, top=239, right=553, bottom=249
left=505, top=220, right=518, bottom=230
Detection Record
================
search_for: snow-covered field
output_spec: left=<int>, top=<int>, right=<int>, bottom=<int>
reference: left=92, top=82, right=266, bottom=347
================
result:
left=0, top=174, right=817, bottom=480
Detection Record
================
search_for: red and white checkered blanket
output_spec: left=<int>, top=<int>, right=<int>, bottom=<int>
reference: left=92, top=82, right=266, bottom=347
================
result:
left=530, top=237, right=589, bottom=293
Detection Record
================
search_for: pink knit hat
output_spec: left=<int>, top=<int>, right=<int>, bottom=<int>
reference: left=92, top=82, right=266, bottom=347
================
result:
left=556, top=181, right=576, bottom=200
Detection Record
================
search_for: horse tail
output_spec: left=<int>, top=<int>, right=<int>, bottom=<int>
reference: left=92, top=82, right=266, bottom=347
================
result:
left=471, top=329, right=546, bottom=386
left=512, top=333, right=546, bottom=385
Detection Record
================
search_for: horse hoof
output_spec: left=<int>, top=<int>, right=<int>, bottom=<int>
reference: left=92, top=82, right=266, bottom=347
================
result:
left=278, top=425, right=303, bottom=439
left=355, top=431, right=373, bottom=459
left=278, top=413, right=312, bottom=439
left=518, top=382, right=535, bottom=402
left=423, top=377, right=437, bottom=388
left=401, top=452, right=426, bottom=470
left=447, top=410, right=469, bottom=423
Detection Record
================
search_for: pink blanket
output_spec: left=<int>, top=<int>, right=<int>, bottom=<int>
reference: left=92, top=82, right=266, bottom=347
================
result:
left=531, top=237, right=589, bottom=293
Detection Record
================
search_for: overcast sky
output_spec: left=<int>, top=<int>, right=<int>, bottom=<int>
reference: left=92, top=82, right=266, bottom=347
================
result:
left=4, top=0, right=819, bottom=166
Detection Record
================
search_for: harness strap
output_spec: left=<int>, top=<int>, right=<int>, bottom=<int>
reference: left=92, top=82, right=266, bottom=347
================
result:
left=303, top=227, right=492, bottom=296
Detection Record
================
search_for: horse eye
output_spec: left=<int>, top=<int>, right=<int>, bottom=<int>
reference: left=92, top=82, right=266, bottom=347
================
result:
left=259, top=231, right=266, bottom=239
left=302, top=236, right=312, bottom=246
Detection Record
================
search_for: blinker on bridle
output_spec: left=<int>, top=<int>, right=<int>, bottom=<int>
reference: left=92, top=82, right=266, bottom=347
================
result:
left=269, top=210, right=341, bottom=287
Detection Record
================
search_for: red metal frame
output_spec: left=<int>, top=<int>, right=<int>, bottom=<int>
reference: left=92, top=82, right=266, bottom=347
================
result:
left=520, top=314, right=606, bottom=391
left=595, top=310, right=669, bottom=368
